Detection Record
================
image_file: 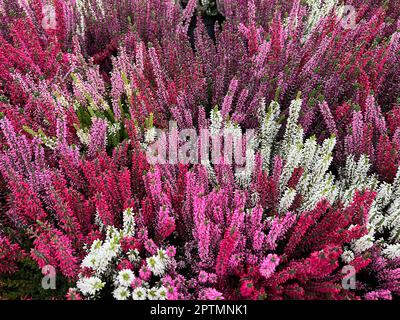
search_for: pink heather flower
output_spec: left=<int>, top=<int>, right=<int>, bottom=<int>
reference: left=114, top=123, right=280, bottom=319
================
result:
left=131, top=278, right=143, bottom=290
left=88, top=118, right=108, bottom=158
left=200, top=288, right=224, bottom=300
left=166, top=246, right=176, bottom=258
left=319, top=101, right=338, bottom=137
left=139, top=265, right=152, bottom=282
left=117, top=259, right=134, bottom=271
left=221, top=78, right=239, bottom=118
left=167, top=286, right=179, bottom=300
left=66, top=288, right=82, bottom=301
left=265, top=212, right=296, bottom=250
left=207, top=273, right=218, bottom=284
left=365, top=290, right=392, bottom=300
left=240, top=280, right=255, bottom=298
left=260, top=254, right=280, bottom=279
left=157, top=206, right=176, bottom=240
left=198, top=271, right=209, bottom=284
left=144, top=239, right=158, bottom=255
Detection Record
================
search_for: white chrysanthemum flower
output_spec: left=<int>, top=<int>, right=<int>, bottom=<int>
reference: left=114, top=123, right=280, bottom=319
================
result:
left=113, top=287, right=130, bottom=300
left=76, top=277, right=105, bottom=296
left=117, top=269, right=135, bottom=287
left=81, top=233, right=121, bottom=275
left=132, top=287, right=147, bottom=300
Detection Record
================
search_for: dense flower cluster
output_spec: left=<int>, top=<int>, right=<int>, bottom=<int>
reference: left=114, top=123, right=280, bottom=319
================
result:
left=0, top=0, right=399, bottom=300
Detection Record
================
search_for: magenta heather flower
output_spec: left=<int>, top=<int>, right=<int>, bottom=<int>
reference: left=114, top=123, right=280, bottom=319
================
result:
left=365, top=290, right=392, bottom=300
left=260, top=254, right=280, bottom=280
left=199, top=288, right=224, bottom=300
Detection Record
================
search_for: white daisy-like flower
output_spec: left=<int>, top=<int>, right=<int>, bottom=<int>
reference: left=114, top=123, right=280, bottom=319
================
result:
left=157, top=249, right=170, bottom=263
left=117, top=269, right=135, bottom=287
left=76, top=277, right=105, bottom=296
left=147, top=288, right=159, bottom=300
left=132, top=287, right=147, bottom=300
left=146, top=256, right=166, bottom=277
left=113, top=287, right=130, bottom=300
left=157, top=286, right=168, bottom=300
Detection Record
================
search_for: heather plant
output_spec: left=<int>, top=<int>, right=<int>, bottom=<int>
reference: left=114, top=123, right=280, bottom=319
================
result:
left=0, top=0, right=399, bottom=300
left=65, top=98, right=399, bottom=299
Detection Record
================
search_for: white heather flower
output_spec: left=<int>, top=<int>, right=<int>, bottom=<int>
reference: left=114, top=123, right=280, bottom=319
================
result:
left=279, top=188, right=296, bottom=214
left=77, top=277, right=105, bottom=296
left=146, top=255, right=166, bottom=277
left=144, top=127, right=157, bottom=145
left=113, top=287, right=130, bottom=300
left=108, top=122, right=121, bottom=137
left=77, top=128, right=90, bottom=146
left=352, top=234, right=375, bottom=254
left=123, top=208, right=136, bottom=237
left=257, top=99, right=281, bottom=173
left=202, top=159, right=218, bottom=185
left=341, top=250, right=355, bottom=264
left=80, top=232, right=121, bottom=275
left=279, top=141, right=303, bottom=191
left=127, top=249, right=141, bottom=263
left=235, top=133, right=256, bottom=188
left=280, top=98, right=303, bottom=159
left=304, top=0, right=339, bottom=36
left=132, top=287, right=147, bottom=300
left=210, top=107, right=223, bottom=137
left=382, top=244, right=400, bottom=260
left=117, top=269, right=135, bottom=287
